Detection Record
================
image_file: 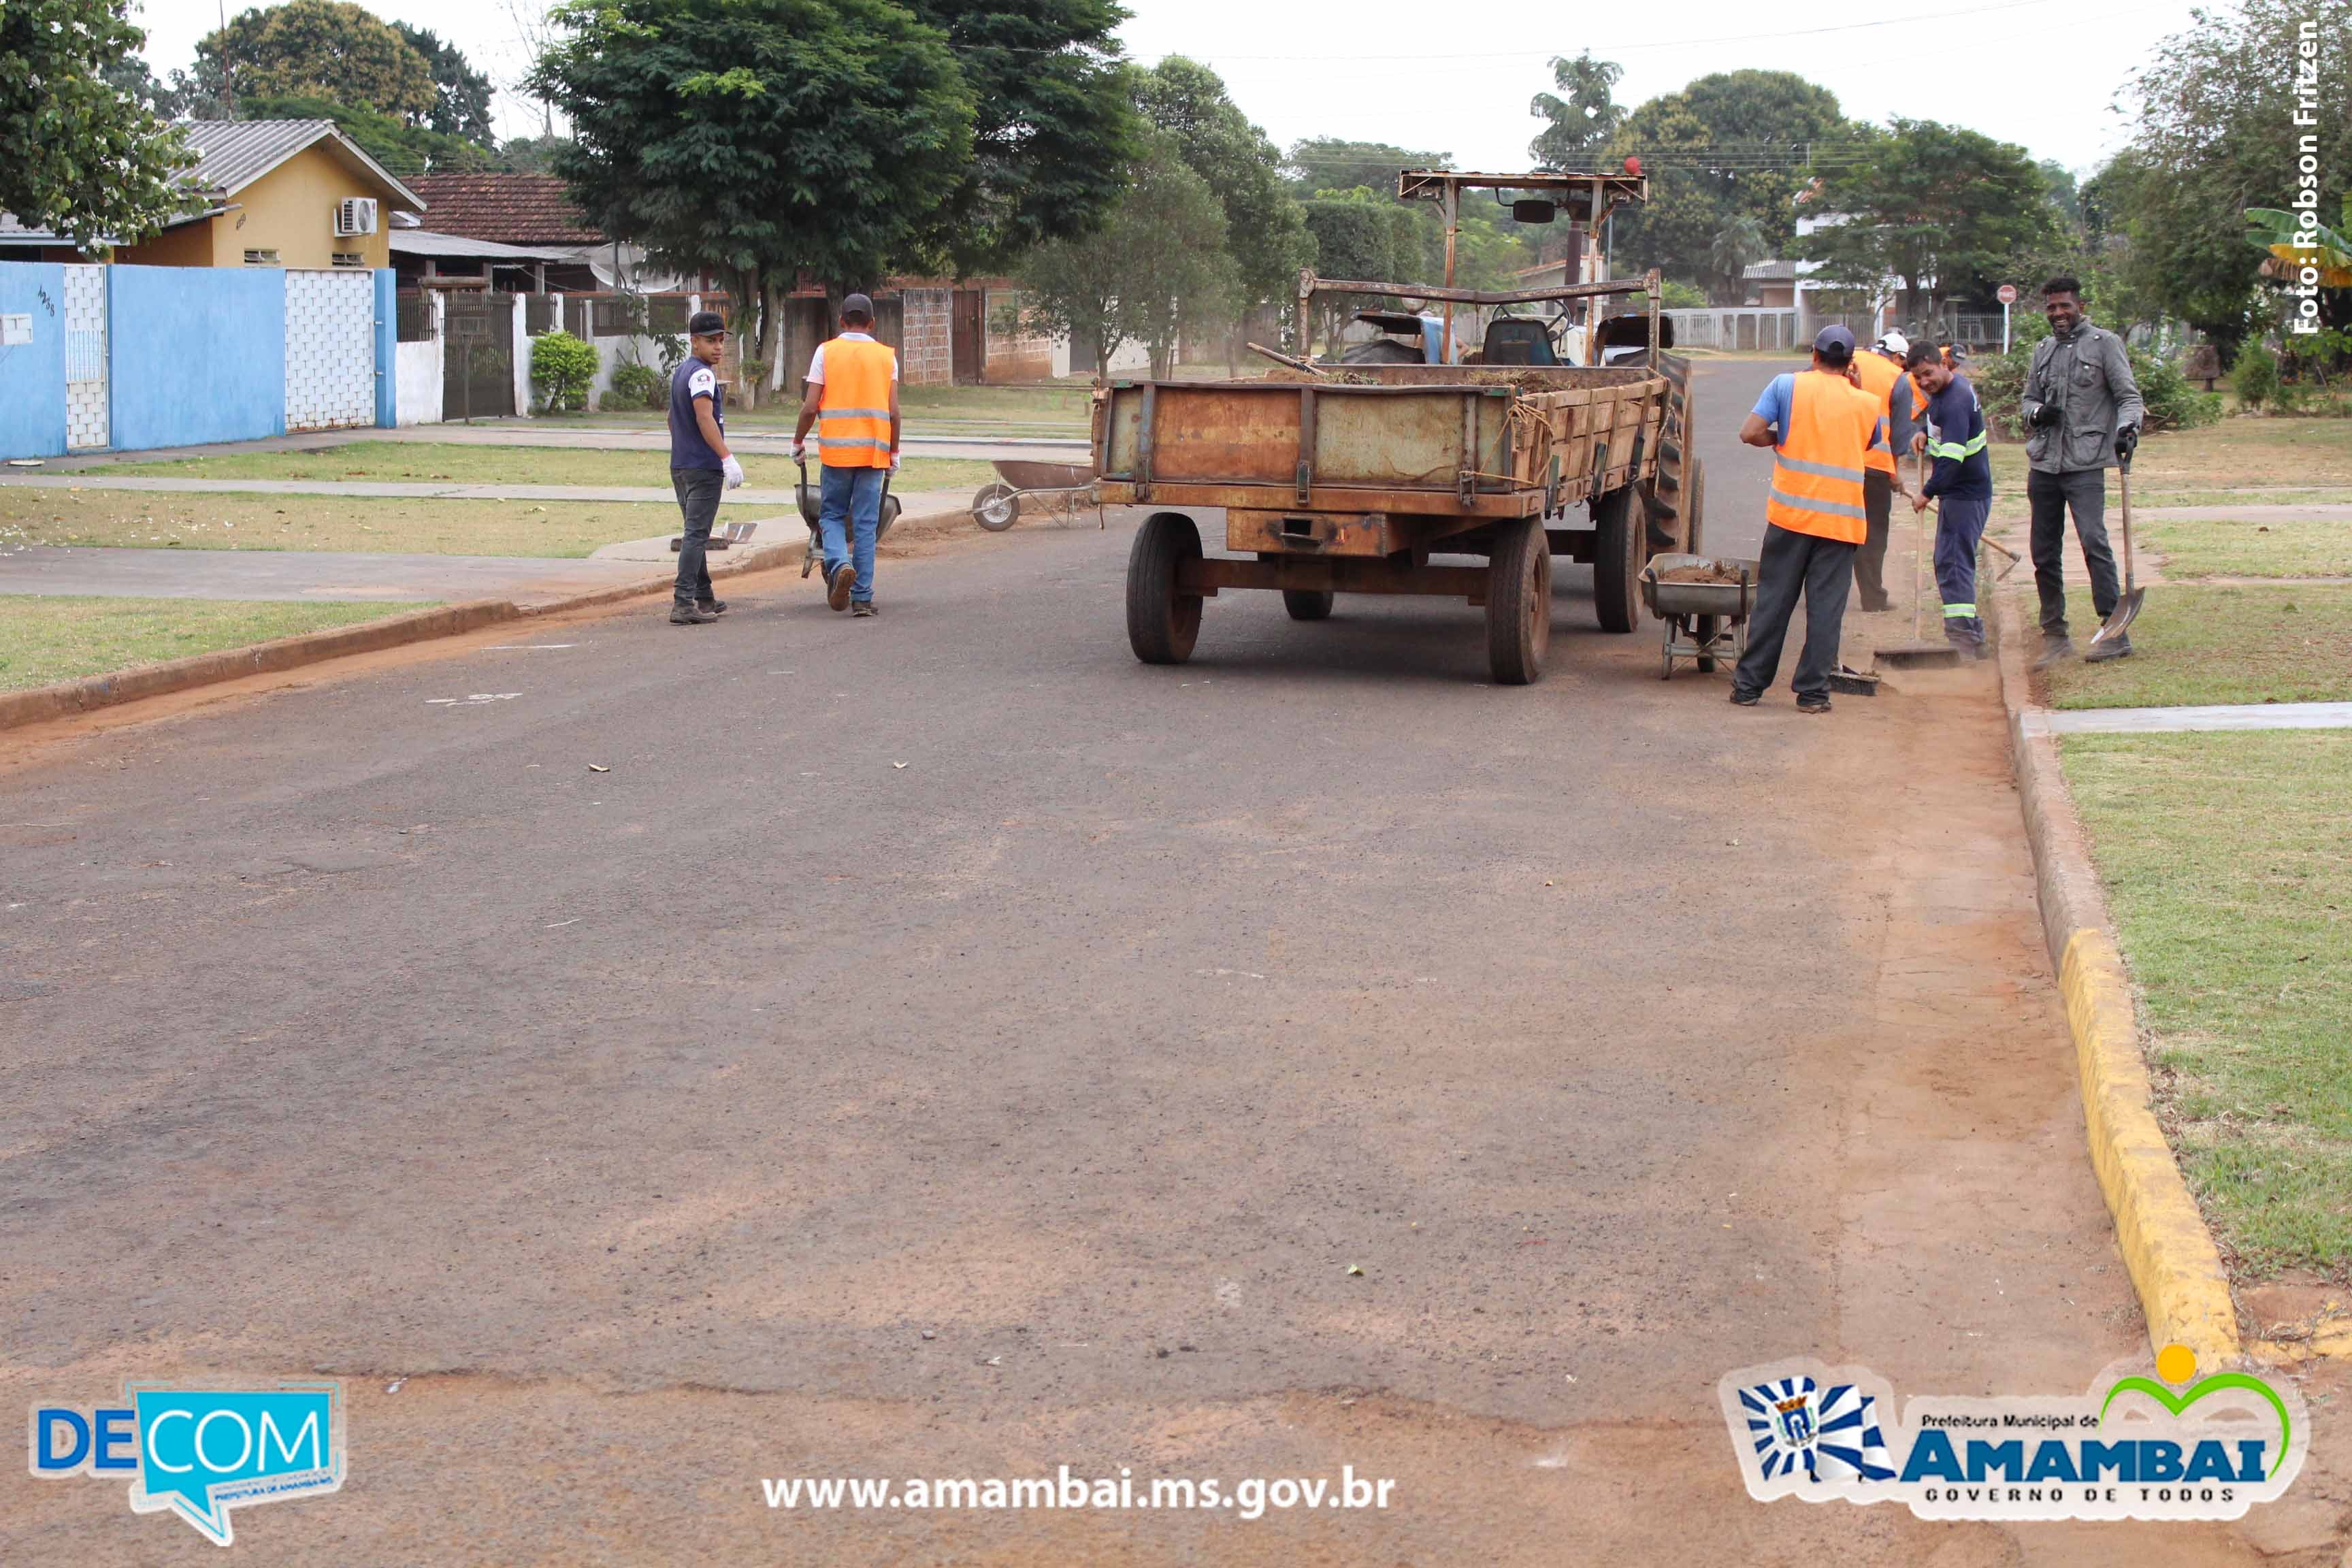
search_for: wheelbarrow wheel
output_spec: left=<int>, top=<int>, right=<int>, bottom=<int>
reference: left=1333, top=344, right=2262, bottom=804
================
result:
left=973, top=482, right=1021, bottom=532
left=1283, top=589, right=1334, bottom=621
left=1486, top=516, right=1551, bottom=685
left=1127, top=512, right=1203, bottom=665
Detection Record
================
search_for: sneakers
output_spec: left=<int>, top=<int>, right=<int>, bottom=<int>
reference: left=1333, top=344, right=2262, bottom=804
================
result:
left=1797, top=694, right=1833, bottom=715
left=2084, top=632, right=2134, bottom=663
left=826, top=562, right=856, bottom=612
left=851, top=600, right=879, bottom=619
left=669, top=602, right=719, bottom=625
left=699, top=598, right=728, bottom=616
left=1729, top=687, right=1760, bottom=706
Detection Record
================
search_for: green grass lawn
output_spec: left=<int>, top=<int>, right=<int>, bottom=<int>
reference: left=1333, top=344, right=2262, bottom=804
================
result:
left=0, top=489, right=679, bottom=557
left=0, top=596, right=420, bottom=690
left=2030, top=584, right=2352, bottom=708
left=579, top=382, right=1094, bottom=430
left=2062, top=730, right=2352, bottom=1275
left=1989, top=417, right=2352, bottom=507
left=2146, top=514, right=2352, bottom=579
left=101, top=442, right=994, bottom=494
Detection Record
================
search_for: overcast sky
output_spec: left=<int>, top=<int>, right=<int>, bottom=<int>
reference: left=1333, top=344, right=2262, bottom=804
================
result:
left=133, top=0, right=2208, bottom=174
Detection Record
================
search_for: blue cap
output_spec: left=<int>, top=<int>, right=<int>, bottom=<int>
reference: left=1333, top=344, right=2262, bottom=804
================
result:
left=1812, top=324, right=1856, bottom=359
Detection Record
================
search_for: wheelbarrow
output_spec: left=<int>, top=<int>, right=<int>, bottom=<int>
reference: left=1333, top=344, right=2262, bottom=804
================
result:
left=1639, top=553, right=1758, bottom=681
left=796, top=457, right=902, bottom=580
left=969, top=459, right=1101, bottom=533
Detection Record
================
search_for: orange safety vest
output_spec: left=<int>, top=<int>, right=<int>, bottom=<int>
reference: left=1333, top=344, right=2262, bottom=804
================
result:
left=1764, top=370, right=1885, bottom=545
left=1850, top=352, right=1902, bottom=476
left=815, top=336, right=896, bottom=468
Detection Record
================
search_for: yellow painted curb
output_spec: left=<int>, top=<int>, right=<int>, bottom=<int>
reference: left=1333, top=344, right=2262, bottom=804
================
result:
left=2059, top=924, right=2240, bottom=1362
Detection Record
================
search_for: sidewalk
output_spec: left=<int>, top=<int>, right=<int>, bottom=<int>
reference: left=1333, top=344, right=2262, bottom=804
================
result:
left=16, top=423, right=1086, bottom=472
left=2032, top=699, right=2352, bottom=734
left=0, top=475, right=970, bottom=512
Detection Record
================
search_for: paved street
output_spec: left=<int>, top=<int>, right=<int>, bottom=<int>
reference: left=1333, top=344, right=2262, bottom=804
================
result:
left=0, top=361, right=2316, bottom=1562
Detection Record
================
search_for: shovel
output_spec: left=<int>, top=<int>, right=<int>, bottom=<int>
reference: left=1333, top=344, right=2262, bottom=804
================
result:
left=2088, top=452, right=2143, bottom=647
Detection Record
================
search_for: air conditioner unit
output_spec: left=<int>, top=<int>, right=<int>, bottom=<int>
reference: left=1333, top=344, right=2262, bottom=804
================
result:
left=334, top=197, right=378, bottom=237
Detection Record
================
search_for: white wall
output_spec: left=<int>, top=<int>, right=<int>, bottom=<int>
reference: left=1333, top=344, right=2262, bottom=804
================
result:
left=395, top=339, right=442, bottom=425
left=512, top=301, right=532, bottom=417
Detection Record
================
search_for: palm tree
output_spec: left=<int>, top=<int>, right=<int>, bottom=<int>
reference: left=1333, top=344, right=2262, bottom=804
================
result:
left=1707, top=214, right=1768, bottom=304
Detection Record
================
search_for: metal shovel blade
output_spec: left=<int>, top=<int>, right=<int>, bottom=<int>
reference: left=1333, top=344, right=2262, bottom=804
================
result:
left=2089, top=588, right=2144, bottom=645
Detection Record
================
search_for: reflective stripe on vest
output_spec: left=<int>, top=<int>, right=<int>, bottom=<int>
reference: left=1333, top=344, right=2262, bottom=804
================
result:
left=815, top=338, right=895, bottom=468
left=1765, top=371, right=1880, bottom=544
left=1850, top=352, right=1902, bottom=476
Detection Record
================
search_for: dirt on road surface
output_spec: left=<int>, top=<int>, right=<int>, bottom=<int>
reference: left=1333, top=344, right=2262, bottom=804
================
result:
left=3, top=365, right=2346, bottom=1563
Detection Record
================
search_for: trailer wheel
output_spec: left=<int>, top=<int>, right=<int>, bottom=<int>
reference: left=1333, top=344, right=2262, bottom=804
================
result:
left=1283, top=589, right=1335, bottom=621
left=1592, top=483, right=1642, bottom=634
left=1127, top=512, right=1203, bottom=664
left=1485, top=517, right=1551, bottom=685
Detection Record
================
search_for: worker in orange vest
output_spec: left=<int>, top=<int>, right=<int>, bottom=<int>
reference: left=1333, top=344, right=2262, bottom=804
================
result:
left=792, top=292, right=902, bottom=617
left=1848, top=332, right=1921, bottom=611
left=1730, top=325, right=1891, bottom=713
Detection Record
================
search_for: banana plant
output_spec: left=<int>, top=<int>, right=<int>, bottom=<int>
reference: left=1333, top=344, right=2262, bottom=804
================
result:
left=2245, top=199, right=2352, bottom=288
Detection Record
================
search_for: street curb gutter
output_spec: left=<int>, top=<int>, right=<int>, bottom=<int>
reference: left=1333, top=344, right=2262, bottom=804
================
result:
left=1989, top=587, right=2242, bottom=1363
left=0, top=507, right=980, bottom=736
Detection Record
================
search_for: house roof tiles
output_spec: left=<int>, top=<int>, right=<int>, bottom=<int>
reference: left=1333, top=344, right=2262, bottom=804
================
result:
left=402, top=174, right=602, bottom=246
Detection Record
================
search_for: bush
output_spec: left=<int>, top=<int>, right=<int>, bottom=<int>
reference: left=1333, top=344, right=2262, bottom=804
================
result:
left=606, top=361, right=666, bottom=412
left=2230, top=344, right=2277, bottom=412
left=1972, top=342, right=2220, bottom=438
left=530, top=331, right=600, bottom=413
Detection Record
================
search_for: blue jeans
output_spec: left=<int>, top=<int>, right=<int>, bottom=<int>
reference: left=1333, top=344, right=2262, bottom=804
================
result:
left=818, top=465, right=884, bottom=603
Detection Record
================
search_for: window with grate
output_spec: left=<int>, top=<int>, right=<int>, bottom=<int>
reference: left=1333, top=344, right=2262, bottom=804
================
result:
left=331, top=252, right=365, bottom=267
left=395, top=291, right=436, bottom=343
left=244, top=249, right=280, bottom=265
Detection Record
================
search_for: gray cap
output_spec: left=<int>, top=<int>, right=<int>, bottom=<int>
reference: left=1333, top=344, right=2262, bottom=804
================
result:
left=840, top=292, right=875, bottom=321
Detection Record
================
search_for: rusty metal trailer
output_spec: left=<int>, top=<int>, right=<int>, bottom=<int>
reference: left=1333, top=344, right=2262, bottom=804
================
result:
left=1096, top=286, right=1703, bottom=684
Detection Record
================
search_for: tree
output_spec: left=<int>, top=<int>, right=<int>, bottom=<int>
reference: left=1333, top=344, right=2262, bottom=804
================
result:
left=1018, top=131, right=1237, bottom=378
left=391, top=22, right=497, bottom=147
left=1137, top=58, right=1310, bottom=318
left=0, top=0, right=193, bottom=248
left=199, top=0, right=436, bottom=120
left=1605, top=70, right=1848, bottom=300
left=2102, top=0, right=2352, bottom=359
left=529, top=329, right=599, bottom=411
left=500, top=134, right=574, bottom=174
left=1799, top=120, right=2059, bottom=325
left=1529, top=52, right=1622, bottom=170
left=902, top=0, right=1139, bottom=278
left=1286, top=136, right=1445, bottom=198
left=1299, top=186, right=1426, bottom=348
left=535, top=0, right=976, bottom=348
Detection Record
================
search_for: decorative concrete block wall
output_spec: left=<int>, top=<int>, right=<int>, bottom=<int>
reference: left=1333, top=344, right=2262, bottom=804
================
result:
left=62, top=265, right=108, bottom=451
left=900, top=287, right=951, bottom=387
left=284, top=270, right=378, bottom=431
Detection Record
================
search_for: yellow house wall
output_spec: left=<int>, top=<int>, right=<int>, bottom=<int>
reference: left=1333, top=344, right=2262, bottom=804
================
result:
left=114, top=142, right=404, bottom=270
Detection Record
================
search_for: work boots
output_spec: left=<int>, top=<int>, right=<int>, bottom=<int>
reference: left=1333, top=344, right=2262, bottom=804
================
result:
left=670, top=602, right=719, bottom=626
left=2084, top=634, right=2134, bottom=662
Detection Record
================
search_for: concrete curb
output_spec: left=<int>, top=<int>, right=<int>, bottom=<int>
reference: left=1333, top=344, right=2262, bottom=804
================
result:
left=1988, top=587, right=2243, bottom=1362
left=0, top=505, right=978, bottom=736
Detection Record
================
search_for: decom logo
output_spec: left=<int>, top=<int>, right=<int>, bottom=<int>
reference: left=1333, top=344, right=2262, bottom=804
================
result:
left=29, top=1382, right=346, bottom=1545
left=1720, top=1348, right=2308, bottom=1522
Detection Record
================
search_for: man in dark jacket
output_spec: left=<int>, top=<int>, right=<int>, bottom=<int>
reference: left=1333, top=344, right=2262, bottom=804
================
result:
left=2022, top=278, right=2143, bottom=663
left=666, top=310, right=744, bottom=626
left=1906, top=344, right=1993, bottom=657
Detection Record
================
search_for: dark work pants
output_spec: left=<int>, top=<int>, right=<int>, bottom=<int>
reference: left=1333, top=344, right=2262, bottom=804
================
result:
left=1852, top=470, right=1893, bottom=608
left=1933, top=491, right=1991, bottom=647
left=2026, top=467, right=2118, bottom=639
left=672, top=467, right=721, bottom=608
left=1735, top=523, right=1857, bottom=703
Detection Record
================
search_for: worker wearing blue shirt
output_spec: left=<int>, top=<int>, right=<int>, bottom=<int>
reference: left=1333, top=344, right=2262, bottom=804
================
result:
left=1903, top=342, right=1993, bottom=656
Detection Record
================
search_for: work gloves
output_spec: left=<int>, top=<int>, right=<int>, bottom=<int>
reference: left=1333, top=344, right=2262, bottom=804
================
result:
left=2115, top=423, right=2140, bottom=460
left=722, top=455, right=746, bottom=490
left=2024, top=401, right=2061, bottom=429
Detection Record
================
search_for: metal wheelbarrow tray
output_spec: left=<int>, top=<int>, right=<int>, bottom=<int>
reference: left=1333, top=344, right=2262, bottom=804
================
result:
left=1639, top=553, right=1757, bottom=679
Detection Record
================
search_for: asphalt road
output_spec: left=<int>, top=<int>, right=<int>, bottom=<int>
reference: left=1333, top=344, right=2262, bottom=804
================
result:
left=1, top=361, right=2318, bottom=1563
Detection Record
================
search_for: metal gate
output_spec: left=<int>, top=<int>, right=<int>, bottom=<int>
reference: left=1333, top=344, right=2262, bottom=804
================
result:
left=952, top=289, right=985, bottom=383
left=63, top=265, right=108, bottom=450
left=442, top=291, right=515, bottom=420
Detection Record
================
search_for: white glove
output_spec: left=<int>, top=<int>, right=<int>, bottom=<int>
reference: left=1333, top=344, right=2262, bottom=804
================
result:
left=721, top=455, right=745, bottom=490
left=889, top=448, right=902, bottom=472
